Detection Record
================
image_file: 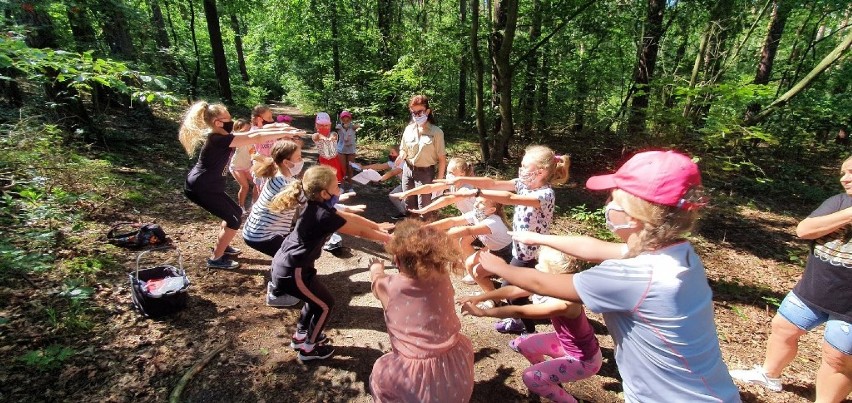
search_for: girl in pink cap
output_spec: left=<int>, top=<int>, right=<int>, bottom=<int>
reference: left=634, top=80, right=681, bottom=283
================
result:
left=336, top=110, right=359, bottom=192
left=479, top=150, right=741, bottom=402
left=311, top=112, right=344, bottom=183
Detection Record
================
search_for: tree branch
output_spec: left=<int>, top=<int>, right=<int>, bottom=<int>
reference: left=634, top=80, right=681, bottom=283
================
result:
left=510, top=0, right=595, bottom=70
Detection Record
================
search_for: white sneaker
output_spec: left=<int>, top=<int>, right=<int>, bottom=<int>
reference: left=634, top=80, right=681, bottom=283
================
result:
left=461, top=274, right=476, bottom=285
left=729, top=365, right=782, bottom=392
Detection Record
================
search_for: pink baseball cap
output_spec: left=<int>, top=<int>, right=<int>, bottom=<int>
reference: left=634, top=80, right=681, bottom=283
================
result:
left=315, top=112, right=331, bottom=124
left=340, top=110, right=352, bottom=119
left=585, top=150, right=702, bottom=207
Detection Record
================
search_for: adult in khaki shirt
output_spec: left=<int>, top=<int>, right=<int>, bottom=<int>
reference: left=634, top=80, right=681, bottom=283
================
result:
left=394, top=95, right=447, bottom=218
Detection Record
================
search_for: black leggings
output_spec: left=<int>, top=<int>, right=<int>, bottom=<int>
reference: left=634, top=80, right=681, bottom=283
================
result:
left=244, top=234, right=285, bottom=257
left=184, top=189, right=242, bottom=230
left=273, top=268, right=335, bottom=344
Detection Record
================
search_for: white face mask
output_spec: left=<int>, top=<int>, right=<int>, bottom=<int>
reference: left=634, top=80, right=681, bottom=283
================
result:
left=604, top=201, right=635, bottom=232
left=289, top=160, right=304, bottom=177
left=413, top=114, right=428, bottom=125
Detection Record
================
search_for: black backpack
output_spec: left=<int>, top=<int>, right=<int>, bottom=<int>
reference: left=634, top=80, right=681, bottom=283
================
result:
left=107, top=222, right=169, bottom=248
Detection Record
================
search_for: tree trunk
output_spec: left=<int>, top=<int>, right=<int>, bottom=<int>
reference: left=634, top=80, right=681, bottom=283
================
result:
left=150, top=0, right=171, bottom=50
left=536, top=42, right=551, bottom=133
left=101, top=2, right=136, bottom=59
left=519, top=0, right=542, bottom=137
left=457, top=0, right=468, bottom=121
left=746, top=0, right=791, bottom=118
left=488, top=0, right=519, bottom=164
left=20, top=5, right=58, bottom=48
left=746, top=26, right=852, bottom=125
left=66, top=6, right=98, bottom=52
left=683, top=0, right=736, bottom=125
left=377, top=0, right=395, bottom=71
left=166, top=0, right=201, bottom=100
left=230, top=14, right=249, bottom=82
left=202, top=0, right=232, bottom=103
left=330, top=1, right=341, bottom=83
left=626, top=0, right=665, bottom=135
left=471, top=0, right=489, bottom=162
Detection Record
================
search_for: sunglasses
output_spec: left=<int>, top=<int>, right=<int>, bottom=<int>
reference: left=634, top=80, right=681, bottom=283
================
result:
left=410, top=109, right=428, bottom=117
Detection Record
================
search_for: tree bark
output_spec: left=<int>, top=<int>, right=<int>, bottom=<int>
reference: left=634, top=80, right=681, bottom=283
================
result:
left=488, top=0, right=519, bottom=164
left=150, top=0, right=171, bottom=50
left=519, top=0, right=542, bottom=137
left=457, top=0, right=468, bottom=120
left=536, top=42, right=551, bottom=133
left=101, top=1, right=136, bottom=59
left=377, top=0, right=395, bottom=71
left=471, top=0, right=489, bottom=162
left=20, top=5, right=58, bottom=48
left=626, top=0, right=665, bottom=135
left=330, top=1, right=341, bottom=83
left=746, top=0, right=791, bottom=118
left=202, top=0, right=232, bottom=102
left=745, top=26, right=852, bottom=125
left=230, top=14, right=249, bottom=83
left=66, top=5, right=98, bottom=52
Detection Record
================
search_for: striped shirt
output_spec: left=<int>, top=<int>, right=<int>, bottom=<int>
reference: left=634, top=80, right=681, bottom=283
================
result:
left=242, top=175, right=301, bottom=242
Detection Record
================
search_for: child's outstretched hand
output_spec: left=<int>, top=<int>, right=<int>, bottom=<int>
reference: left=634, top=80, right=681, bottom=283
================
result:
left=377, top=222, right=395, bottom=232
left=456, top=294, right=483, bottom=306
left=368, top=257, right=384, bottom=268
left=407, top=207, right=427, bottom=215
left=459, top=301, right=485, bottom=317
left=508, top=231, right=541, bottom=246
left=453, top=187, right=477, bottom=198
left=339, top=191, right=357, bottom=202
left=389, top=190, right=407, bottom=200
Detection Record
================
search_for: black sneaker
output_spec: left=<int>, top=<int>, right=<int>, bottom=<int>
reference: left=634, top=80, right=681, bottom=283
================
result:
left=290, top=332, right=329, bottom=350
left=298, top=344, right=335, bottom=361
left=209, top=246, right=242, bottom=257
left=207, top=256, right=240, bottom=269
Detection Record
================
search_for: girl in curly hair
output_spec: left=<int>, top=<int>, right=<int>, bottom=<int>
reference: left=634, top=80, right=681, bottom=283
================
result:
left=368, top=219, right=475, bottom=403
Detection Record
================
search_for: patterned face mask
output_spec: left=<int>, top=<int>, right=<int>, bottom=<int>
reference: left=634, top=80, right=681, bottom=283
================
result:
left=518, top=167, right=539, bottom=186
left=474, top=208, right=488, bottom=222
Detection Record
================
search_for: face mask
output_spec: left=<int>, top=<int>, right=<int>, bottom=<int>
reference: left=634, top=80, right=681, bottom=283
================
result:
left=474, top=208, right=488, bottom=222
left=604, top=201, right=635, bottom=232
left=317, top=127, right=331, bottom=136
left=446, top=173, right=456, bottom=181
left=518, top=167, right=538, bottom=186
left=221, top=121, right=234, bottom=134
left=413, top=114, right=428, bottom=125
left=325, top=193, right=340, bottom=208
left=288, top=160, right=304, bottom=177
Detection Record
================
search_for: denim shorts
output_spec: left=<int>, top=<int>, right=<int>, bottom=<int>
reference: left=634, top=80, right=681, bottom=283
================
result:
left=778, top=291, right=852, bottom=355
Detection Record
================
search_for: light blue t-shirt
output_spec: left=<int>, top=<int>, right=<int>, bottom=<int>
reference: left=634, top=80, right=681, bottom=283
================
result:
left=573, top=242, right=741, bottom=403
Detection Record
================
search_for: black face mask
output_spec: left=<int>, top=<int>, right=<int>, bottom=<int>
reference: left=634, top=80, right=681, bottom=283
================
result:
left=221, top=121, right=235, bottom=134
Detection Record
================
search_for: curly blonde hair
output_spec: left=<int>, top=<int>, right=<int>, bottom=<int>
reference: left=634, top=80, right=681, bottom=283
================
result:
left=178, top=101, right=229, bottom=156
left=613, top=188, right=702, bottom=257
left=524, top=145, right=570, bottom=186
left=385, top=219, right=463, bottom=280
left=268, top=165, right=336, bottom=212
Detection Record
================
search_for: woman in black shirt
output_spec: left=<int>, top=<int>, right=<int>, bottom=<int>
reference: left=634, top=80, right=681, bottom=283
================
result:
left=179, top=101, right=302, bottom=269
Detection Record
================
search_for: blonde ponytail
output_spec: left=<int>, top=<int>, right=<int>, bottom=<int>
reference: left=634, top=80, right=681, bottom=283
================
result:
left=178, top=101, right=229, bottom=156
left=251, top=154, right=278, bottom=179
left=268, top=180, right=304, bottom=212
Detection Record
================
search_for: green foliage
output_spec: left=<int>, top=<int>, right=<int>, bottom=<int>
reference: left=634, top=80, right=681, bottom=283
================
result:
left=568, top=204, right=617, bottom=241
left=0, top=35, right=178, bottom=106
left=18, top=345, right=76, bottom=372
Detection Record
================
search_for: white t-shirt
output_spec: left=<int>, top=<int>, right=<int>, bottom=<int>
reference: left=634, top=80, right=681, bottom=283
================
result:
left=511, top=181, right=555, bottom=261
left=462, top=211, right=512, bottom=251
left=573, top=242, right=740, bottom=403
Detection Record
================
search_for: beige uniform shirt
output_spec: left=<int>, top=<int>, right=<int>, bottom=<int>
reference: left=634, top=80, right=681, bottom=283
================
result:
left=399, top=123, right=445, bottom=168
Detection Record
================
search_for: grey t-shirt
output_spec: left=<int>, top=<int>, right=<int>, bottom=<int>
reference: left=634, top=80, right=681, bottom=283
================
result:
left=573, top=242, right=741, bottom=403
